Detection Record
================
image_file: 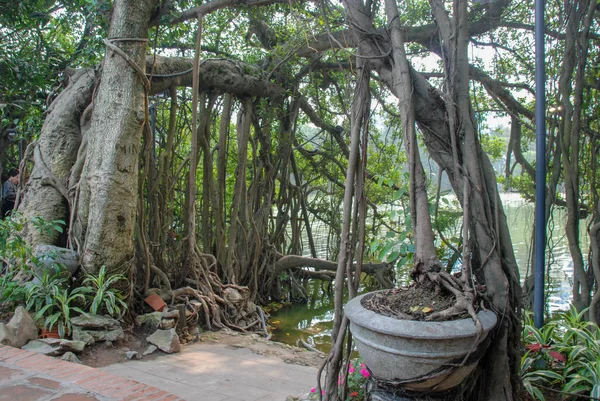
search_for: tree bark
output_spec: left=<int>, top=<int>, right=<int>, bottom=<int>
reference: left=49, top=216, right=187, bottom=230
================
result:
left=76, top=0, right=156, bottom=275
left=18, top=70, right=95, bottom=247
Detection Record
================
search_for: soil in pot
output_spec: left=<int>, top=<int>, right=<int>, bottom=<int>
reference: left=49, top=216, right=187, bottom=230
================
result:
left=362, top=282, right=461, bottom=321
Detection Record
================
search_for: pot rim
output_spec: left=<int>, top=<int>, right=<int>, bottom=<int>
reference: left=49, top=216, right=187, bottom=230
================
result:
left=344, top=291, right=497, bottom=340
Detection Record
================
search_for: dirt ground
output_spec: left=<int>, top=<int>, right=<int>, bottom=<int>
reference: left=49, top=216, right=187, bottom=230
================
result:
left=78, top=327, right=325, bottom=369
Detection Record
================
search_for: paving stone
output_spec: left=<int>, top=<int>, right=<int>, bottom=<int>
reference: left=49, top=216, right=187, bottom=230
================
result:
left=27, top=376, right=63, bottom=390
left=0, top=364, right=29, bottom=384
left=0, top=384, right=52, bottom=401
left=0, top=365, right=22, bottom=378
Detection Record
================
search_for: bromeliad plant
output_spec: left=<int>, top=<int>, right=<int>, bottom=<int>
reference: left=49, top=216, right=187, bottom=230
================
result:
left=521, top=307, right=600, bottom=400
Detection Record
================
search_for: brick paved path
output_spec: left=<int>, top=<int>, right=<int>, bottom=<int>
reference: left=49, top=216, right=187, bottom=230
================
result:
left=0, top=345, right=184, bottom=401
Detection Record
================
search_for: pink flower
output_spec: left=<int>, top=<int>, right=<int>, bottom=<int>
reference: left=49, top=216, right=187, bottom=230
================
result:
left=360, top=368, right=370, bottom=378
left=349, top=364, right=355, bottom=373
left=310, top=387, right=316, bottom=393
left=322, top=390, right=325, bottom=395
left=360, top=363, right=366, bottom=368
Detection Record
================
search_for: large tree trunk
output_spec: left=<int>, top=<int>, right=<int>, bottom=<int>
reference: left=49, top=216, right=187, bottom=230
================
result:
left=74, top=0, right=156, bottom=275
left=18, top=70, right=96, bottom=247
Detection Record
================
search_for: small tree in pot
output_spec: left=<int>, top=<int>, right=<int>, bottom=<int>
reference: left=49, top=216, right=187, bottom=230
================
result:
left=320, top=0, right=521, bottom=398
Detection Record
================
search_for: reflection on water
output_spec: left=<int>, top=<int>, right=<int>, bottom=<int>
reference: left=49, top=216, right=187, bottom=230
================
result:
left=269, top=286, right=335, bottom=353
left=270, top=193, right=588, bottom=351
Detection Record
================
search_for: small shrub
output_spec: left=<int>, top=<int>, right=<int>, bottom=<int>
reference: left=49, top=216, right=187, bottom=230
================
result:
left=25, top=269, right=69, bottom=314
left=34, top=286, right=87, bottom=338
left=521, top=307, right=600, bottom=400
left=80, top=265, right=128, bottom=318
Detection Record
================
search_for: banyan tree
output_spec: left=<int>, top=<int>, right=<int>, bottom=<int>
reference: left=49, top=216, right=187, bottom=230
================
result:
left=13, top=0, right=596, bottom=398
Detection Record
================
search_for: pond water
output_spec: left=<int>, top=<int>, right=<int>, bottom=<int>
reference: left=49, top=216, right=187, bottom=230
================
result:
left=269, top=193, right=588, bottom=352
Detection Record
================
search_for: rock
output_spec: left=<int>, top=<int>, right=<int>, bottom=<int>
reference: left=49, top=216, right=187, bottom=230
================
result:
left=40, top=338, right=86, bottom=352
left=71, top=314, right=123, bottom=344
left=0, top=324, right=15, bottom=347
left=146, top=329, right=180, bottom=354
left=34, top=245, right=79, bottom=276
left=22, top=340, right=58, bottom=355
left=246, top=301, right=257, bottom=314
left=136, top=312, right=162, bottom=332
left=160, top=318, right=175, bottom=330
left=72, top=327, right=95, bottom=345
left=224, top=287, right=243, bottom=303
left=22, top=338, right=85, bottom=356
left=71, top=315, right=120, bottom=330
left=125, top=351, right=140, bottom=360
left=87, top=328, right=124, bottom=342
left=143, top=344, right=157, bottom=356
left=61, top=352, right=81, bottom=364
left=0, top=306, right=38, bottom=348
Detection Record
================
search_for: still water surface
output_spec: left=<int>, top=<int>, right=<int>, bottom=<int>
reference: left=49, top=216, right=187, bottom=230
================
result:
left=269, top=193, right=587, bottom=352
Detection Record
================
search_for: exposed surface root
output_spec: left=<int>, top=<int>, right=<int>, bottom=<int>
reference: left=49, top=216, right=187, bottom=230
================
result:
left=143, top=246, right=263, bottom=335
left=364, top=270, right=483, bottom=332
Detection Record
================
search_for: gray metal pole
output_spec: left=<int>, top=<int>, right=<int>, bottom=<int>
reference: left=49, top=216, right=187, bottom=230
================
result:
left=534, top=0, right=547, bottom=329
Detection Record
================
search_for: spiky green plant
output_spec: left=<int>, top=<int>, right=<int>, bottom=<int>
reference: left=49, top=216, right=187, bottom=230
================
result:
left=81, top=265, right=128, bottom=318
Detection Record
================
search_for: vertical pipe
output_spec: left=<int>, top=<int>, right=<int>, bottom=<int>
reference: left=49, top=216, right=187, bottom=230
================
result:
left=534, top=0, right=546, bottom=328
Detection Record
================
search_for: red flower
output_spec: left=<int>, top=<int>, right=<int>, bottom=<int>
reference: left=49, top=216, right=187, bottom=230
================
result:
left=350, top=392, right=359, bottom=397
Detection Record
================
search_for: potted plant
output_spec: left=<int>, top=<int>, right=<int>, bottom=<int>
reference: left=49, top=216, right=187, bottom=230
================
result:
left=344, top=290, right=497, bottom=393
left=338, top=62, right=501, bottom=397
left=25, top=269, right=87, bottom=338
left=34, top=286, right=87, bottom=339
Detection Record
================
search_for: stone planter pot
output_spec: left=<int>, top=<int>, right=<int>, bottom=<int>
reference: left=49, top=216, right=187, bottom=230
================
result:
left=344, top=291, right=497, bottom=393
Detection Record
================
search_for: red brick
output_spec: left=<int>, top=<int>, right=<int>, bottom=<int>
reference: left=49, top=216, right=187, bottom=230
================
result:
left=83, top=375, right=130, bottom=392
left=102, top=381, right=146, bottom=398
left=58, top=366, right=95, bottom=381
left=51, top=364, right=88, bottom=380
left=3, top=349, right=36, bottom=363
left=15, top=353, right=53, bottom=368
left=0, top=384, right=53, bottom=401
left=50, top=394, right=101, bottom=401
left=118, top=387, right=161, bottom=401
left=155, top=395, right=181, bottom=401
left=61, top=368, right=98, bottom=383
left=0, top=365, right=22, bottom=378
left=0, top=346, right=23, bottom=360
left=74, top=371, right=114, bottom=386
left=28, top=376, right=63, bottom=389
left=133, top=390, right=171, bottom=401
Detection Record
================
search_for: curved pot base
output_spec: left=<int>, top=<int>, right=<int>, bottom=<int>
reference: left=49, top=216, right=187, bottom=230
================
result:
left=401, top=363, right=476, bottom=392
